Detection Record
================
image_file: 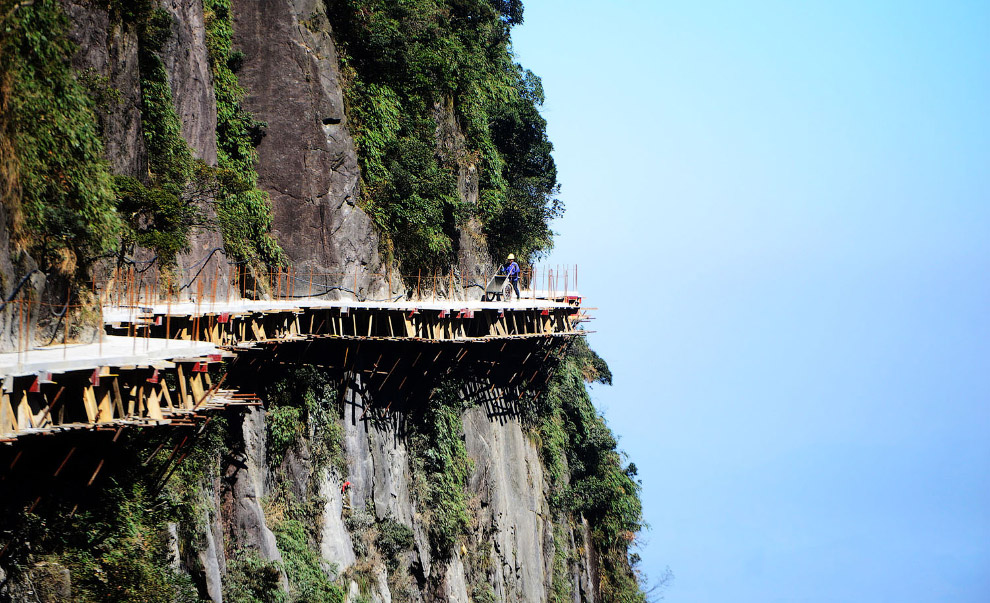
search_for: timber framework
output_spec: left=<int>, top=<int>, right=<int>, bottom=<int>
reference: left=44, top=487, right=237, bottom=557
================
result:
left=1, top=271, right=591, bottom=445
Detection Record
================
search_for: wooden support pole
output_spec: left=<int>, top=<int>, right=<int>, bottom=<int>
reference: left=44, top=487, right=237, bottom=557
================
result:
left=53, top=447, right=76, bottom=476
left=0, top=393, right=16, bottom=436
left=111, top=377, right=125, bottom=419
left=33, top=386, right=65, bottom=428
left=143, top=441, right=167, bottom=465
left=177, top=365, right=189, bottom=408
left=378, top=358, right=401, bottom=391
left=95, top=383, right=114, bottom=423
left=82, top=386, right=98, bottom=423
left=8, top=450, right=22, bottom=471
left=87, top=459, right=106, bottom=486
left=158, top=380, right=173, bottom=414
left=189, top=373, right=205, bottom=409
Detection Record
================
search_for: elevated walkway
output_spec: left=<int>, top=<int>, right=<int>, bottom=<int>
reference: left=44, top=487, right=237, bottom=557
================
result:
left=104, top=296, right=584, bottom=347
left=0, top=266, right=590, bottom=443
left=0, top=337, right=255, bottom=442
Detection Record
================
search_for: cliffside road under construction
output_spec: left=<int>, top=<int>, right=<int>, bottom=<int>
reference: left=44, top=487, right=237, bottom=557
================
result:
left=0, top=337, right=251, bottom=443
left=0, top=287, right=589, bottom=445
left=104, top=297, right=584, bottom=344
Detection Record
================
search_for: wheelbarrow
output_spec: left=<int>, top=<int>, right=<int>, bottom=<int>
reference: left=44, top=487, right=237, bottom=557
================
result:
left=483, top=274, right=513, bottom=301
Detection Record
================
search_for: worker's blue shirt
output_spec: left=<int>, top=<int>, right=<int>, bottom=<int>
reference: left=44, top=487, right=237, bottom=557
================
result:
left=507, top=261, right=520, bottom=280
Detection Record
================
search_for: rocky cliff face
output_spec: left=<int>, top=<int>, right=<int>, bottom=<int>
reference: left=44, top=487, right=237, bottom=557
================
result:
left=231, top=0, right=385, bottom=299
left=64, top=0, right=229, bottom=293
left=183, top=393, right=598, bottom=602
left=0, top=1, right=614, bottom=601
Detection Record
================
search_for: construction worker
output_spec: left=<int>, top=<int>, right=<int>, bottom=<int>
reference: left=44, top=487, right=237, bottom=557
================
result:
left=505, top=254, right=521, bottom=300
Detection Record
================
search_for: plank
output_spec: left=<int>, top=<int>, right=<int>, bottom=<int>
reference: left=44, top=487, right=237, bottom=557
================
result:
left=177, top=364, right=189, bottom=408
left=111, top=377, right=125, bottom=419
left=128, top=384, right=138, bottom=416
left=96, top=386, right=113, bottom=423
left=147, top=388, right=164, bottom=420
left=189, top=373, right=205, bottom=408
left=16, top=391, right=31, bottom=429
left=83, top=386, right=98, bottom=423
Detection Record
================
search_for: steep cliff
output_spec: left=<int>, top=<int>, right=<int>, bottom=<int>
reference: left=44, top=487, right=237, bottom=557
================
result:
left=0, top=1, right=645, bottom=601
left=231, top=0, right=382, bottom=296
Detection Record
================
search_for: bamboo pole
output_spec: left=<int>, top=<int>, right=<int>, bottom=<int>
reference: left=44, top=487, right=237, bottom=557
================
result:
left=17, top=297, right=23, bottom=363
left=211, top=260, right=219, bottom=311
left=165, top=289, right=172, bottom=348
left=63, top=286, right=71, bottom=360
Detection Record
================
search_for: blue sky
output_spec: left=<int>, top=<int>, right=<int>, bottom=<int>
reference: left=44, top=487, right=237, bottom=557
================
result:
left=512, top=1, right=990, bottom=600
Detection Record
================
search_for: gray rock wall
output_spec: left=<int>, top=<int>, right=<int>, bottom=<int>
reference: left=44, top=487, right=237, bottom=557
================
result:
left=0, top=207, right=44, bottom=353
left=160, top=0, right=218, bottom=166
left=63, top=0, right=147, bottom=178
left=221, top=408, right=286, bottom=579
left=62, top=0, right=227, bottom=298
left=232, top=0, right=385, bottom=299
left=461, top=405, right=553, bottom=602
left=320, top=468, right=356, bottom=577
left=158, top=0, right=230, bottom=297
left=433, top=100, right=490, bottom=296
left=319, top=395, right=592, bottom=603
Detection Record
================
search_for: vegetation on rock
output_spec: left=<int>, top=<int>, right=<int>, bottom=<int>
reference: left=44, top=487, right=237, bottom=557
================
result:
left=538, top=336, right=647, bottom=601
left=407, top=379, right=474, bottom=559
left=126, top=4, right=200, bottom=268
left=257, top=364, right=348, bottom=602
left=0, top=418, right=229, bottom=602
left=270, top=501, right=346, bottom=603
left=0, top=0, right=121, bottom=276
left=262, top=365, right=346, bottom=474
left=327, top=0, right=562, bottom=270
left=127, top=0, right=283, bottom=270
left=224, top=552, right=286, bottom=603
left=1, top=0, right=282, bottom=275
left=203, top=0, right=284, bottom=268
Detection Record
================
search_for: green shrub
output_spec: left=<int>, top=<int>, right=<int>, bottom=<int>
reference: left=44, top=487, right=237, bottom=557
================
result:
left=272, top=518, right=345, bottom=603
left=345, top=509, right=375, bottom=558
left=267, top=404, right=304, bottom=465
left=261, top=365, right=345, bottom=474
left=407, top=380, right=473, bottom=558
left=0, top=0, right=121, bottom=274
left=114, top=175, right=198, bottom=266
left=48, top=486, right=196, bottom=602
left=0, top=423, right=230, bottom=603
left=375, top=514, right=414, bottom=569
left=472, top=583, right=499, bottom=603
left=224, top=552, right=287, bottom=603
left=550, top=522, right=574, bottom=603
left=327, top=0, right=562, bottom=268
left=537, top=337, right=646, bottom=601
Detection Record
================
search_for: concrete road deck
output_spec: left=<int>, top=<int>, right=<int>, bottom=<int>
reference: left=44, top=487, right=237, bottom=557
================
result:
left=0, top=337, right=220, bottom=378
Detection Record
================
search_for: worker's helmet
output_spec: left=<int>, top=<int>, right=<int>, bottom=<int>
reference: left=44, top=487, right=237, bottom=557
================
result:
left=507, top=253, right=515, bottom=261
